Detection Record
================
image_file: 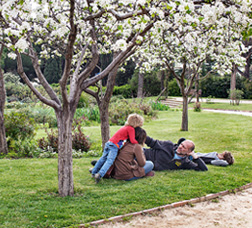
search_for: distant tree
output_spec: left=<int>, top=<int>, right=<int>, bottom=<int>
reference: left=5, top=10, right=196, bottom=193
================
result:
left=44, top=57, right=63, bottom=84
left=0, top=44, right=8, bottom=154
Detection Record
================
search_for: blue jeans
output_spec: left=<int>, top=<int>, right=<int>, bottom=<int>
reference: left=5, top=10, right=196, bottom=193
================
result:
left=125, top=160, right=154, bottom=181
left=92, top=141, right=118, bottom=177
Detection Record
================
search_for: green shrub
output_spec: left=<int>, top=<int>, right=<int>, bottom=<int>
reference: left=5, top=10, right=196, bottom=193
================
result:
left=167, top=78, right=181, bottom=96
left=38, top=129, right=58, bottom=152
left=72, top=126, right=91, bottom=152
left=4, top=112, right=37, bottom=141
left=109, top=99, right=144, bottom=125
left=38, top=127, right=91, bottom=153
left=229, top=89, right=244, bottom=105
left=75, top=106, right=100, bottom=123
left=193, top=102, right=201, bottom=112
left=7, top=138, right=40, bottom=158
left=150, top=100, right=170, bottom=111
left=113, top=84, right=133, bottom=98
left=108, top=99, right=156, bottom=125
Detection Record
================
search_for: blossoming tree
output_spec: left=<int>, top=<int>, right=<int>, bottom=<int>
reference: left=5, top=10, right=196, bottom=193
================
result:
left=132, top=0, right=251, bottom=131
left=0, top=0, right=164, bottom=196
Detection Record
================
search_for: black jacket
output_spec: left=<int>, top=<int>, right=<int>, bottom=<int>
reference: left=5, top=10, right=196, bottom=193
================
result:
left=144, top=136, right=208, bottom=171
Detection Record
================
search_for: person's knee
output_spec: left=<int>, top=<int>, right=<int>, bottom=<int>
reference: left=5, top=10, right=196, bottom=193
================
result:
left=146, top=160, right=154, bottom=169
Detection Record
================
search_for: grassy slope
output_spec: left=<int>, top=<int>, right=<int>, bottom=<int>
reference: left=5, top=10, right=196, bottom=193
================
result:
left=1, top=110, right=252, bottom=227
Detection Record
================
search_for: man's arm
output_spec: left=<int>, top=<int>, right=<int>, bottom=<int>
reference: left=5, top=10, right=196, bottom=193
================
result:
left=145, top=136, right=173, bottom=150
left=187, top=151, right=208, bottom=171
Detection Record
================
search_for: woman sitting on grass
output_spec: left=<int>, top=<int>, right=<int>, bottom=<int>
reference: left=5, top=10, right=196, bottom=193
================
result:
left=112, top=127, right=155, bottom=181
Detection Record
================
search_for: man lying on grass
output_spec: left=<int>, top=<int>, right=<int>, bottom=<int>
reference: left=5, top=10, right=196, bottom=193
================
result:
left=143, top=137, right=208, bottom=171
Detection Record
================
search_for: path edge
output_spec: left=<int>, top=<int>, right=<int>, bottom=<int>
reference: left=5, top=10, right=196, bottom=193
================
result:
left=79, top=182, right=252, bottom=227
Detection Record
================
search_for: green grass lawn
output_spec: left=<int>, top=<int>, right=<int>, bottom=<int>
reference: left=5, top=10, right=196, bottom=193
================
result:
left=1, top=110, right=252, bottom=228
left=188, top=101, right=252, bottom=111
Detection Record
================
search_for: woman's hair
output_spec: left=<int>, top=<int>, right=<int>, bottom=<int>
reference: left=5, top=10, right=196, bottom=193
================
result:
left=223, top=151, right=234, bottom=165
left=125, top=113, right=144, bottom=128
left=134, top=127, right=146, bottom=145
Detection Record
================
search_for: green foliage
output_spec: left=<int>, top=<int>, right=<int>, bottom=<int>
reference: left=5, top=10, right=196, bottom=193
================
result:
left=228, top=89, right=244, bottom=105
left=108, top=99, right=156, bottom=125
left=43, top=57, right=62, bottom=84
left=167, top=78, right=181, bottom=96
left=193, top=102, right=201, bottom=112
left=4, top=112, right=36, bottom=141
left=113, top=84, right=133, bottom=98
left=72, top=126, right=91, bottom=152
left=38, top=127, right=91, bottom=153
left=77, top=93, right=90, bottom=108
left=150, top=100, right=170, bottom=111
left=199, top=75, right=252, bottom=99
left=75, top=106, right=100, bottom=123
left=38, top=129, right=59, bottom=152
left=6, top=138, right=40, bottom=158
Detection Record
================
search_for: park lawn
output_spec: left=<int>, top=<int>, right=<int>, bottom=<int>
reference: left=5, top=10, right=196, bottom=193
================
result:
left=188, top=101, right=252, bottom=111
left=1, top=110, right=252, bottom=228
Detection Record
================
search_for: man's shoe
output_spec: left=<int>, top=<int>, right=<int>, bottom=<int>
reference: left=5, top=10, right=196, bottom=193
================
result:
left=91, top=160, right=97, bottom=166
left=94, top=173, right=101, bottom=183
left=89, top=167, right=93, bottom=173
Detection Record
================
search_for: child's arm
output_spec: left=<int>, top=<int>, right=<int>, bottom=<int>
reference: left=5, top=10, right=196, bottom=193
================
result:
left=128, top=126, right=138, bottom=144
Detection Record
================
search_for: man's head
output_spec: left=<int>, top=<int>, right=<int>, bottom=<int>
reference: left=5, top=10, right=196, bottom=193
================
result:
left=176, top=140, right=195, bottom=156
left=220, top=151, right=234, bottom=165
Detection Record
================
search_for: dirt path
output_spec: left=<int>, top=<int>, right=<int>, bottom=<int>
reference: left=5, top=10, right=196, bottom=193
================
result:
left=99, top=187, right=252, bottom=228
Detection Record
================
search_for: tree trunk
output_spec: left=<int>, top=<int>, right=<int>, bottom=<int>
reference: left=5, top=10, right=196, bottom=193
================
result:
left=230, top=64, right=237, bottom=91
left=0, top=45, right=8, bottom=154
left=98, top=102, right=110, bottom=148
left=56, top=110, right=74, bottom=197
left=137, top=71, right=144, bottom=98
left=181, top=95, right=188, bottom=131
left=230, top=64, right=237, bottom=105
left=0, top=114, right=8, bottom=154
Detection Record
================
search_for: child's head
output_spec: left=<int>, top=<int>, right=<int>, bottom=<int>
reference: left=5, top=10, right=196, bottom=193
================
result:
left=125, top=113, right=144, bottom=128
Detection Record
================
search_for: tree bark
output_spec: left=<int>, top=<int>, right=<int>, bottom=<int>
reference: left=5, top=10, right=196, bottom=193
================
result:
left=56, top=110, right=74, bottom=197
left=181, top=95, right=188, bottom=131
left=137, top=71, right=144, bottom=98
left=98, top=102, right=110, bottom=148
left=230, top=64, right=237, bottom=91
left=0, top=45, right=8, bottom=154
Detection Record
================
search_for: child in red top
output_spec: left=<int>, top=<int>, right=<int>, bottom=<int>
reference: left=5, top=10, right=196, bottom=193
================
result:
left=91, top=113, right=144, bottom=183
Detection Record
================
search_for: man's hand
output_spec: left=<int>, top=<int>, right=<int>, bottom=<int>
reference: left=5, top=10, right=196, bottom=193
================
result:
left=188, top=151, right=198, bottom=159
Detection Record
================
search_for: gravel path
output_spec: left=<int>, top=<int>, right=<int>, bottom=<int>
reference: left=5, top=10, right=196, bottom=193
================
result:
left=99, top=187, right=252, bottom=228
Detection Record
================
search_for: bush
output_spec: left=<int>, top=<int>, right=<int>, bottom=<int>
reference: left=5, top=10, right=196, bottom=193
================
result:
left=113, top=84, right=133, bottom=98
left=109, top=99, right=156, bottom=125
left=193, top=102, right=201, bottom=112
left=72, top=126, right=91, bottom=152
left=229, top=89, right=244, bottom=105
left=150, top=100, right=170, bottom=111
left=6, top=138, right=40, bottom=158
left=4, top=112, right=37, bottom=141
left=167, top=78, right=181, bottom=96
left=38, top=127, right=91, bottom=153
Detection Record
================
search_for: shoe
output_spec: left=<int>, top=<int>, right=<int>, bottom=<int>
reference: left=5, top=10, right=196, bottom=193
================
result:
left=94, top=173, right=102, bottom=183
left=145, top=171, right=155, bottom=177
left=91, top=160, right=97, bottom=166
left=89, top=167, right=93, bottom=173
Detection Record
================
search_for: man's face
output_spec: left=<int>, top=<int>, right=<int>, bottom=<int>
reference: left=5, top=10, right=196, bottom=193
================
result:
left=176, top=141, right=191, bottom=155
